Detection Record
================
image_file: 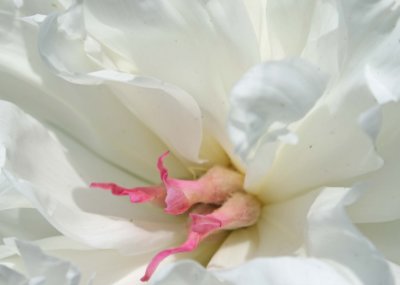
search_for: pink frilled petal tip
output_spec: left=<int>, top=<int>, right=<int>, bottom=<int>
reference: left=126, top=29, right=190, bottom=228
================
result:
left=89, top=182, right=165, bottom=204
left=157, top=151, right=191, bottom=215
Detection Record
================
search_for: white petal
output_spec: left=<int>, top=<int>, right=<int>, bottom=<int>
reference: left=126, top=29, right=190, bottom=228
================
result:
left=227, top=59, right=327, bottom=199
left=0, top=101, right=183, bottom=253
left=333, top=0, right=400, bottom=70
left=0, top=209, right=59, bottom=242
left=86, top=70, right=205, bottom=163
left=301, top=1, right=340, bottom=74
left=357, top=219, right=400, bottom=265
left=152, top=258, right=353, bottom=285
left=15, top=240, right=81, bottom=285
left=242, top=0, right=268, bottom=60
left=0, top=173, right=30, bottom=210
left=208, top=189, right=319, bottom=269
left=0, top=264, right=27, bottom=285
left=349, top=102, right=400, bottom=222
left=264, top=0, right=320, bottom=58
left=38, top=2, right=208, bottom=163
left=389, top=261, right=400, bottom=285
left=307, top=187, right=394, bottom=285
left=263, top=1, right=399, bottom=203
left=258, top=98, right=382, bottom=202
left=39, top=0, right=260, bottom=162
left=82, top=0, right=259, bottom=126
left=0, top=4, right=188, bottom=183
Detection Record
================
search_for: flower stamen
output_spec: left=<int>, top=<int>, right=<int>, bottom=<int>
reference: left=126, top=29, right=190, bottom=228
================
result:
left=91, top=151, right=261, bottom=282
left=141, top=192, right=261, bottom=281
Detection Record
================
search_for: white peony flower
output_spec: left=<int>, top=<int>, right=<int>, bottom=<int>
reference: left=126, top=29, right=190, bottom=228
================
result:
left=1, top=0, right=400, bottom=284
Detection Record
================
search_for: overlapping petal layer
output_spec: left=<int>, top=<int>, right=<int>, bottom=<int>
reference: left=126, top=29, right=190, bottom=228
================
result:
left=0, top=101, right=183, bottom=253
left=0, top=1, right=189, bottom=183
left=1, top=0, right=400, bottom=284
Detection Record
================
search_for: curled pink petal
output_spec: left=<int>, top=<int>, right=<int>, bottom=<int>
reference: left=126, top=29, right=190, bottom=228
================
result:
left=90, top=182, right=165, bottom=204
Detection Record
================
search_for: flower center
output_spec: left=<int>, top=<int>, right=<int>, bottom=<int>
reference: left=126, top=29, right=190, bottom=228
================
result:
left=91, top=151, right=262, bottom=282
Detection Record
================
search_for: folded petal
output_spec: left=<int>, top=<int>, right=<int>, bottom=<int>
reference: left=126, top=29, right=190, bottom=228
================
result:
left=38, top=0, right=260, bottom=163
left=0, top=208, right=59, bottom=242
left=38, top=1, right=211, bottom=164
left=15, top=240, right=81, bottom=285
left=306, top=187, right=394, bottom=285
left=357, top=219, right=400, bottom=266
left=82, top=0, right=259, bottom=127
left=151, top=258, right=353, bottom=285
left=228, top=58, right=327, bottom=161
left=0, top=101, right=183, bottom=253
left=264, top=0, right=319, bottom=58
left=261, top=1, right=400, bottom=203
left=349, top=102, right=400, bottom=222
left=0, top=3, right=188, bottom=183
left=0, top=264, right=27, bottom=285
left=227, top=58, right=328, bottom=200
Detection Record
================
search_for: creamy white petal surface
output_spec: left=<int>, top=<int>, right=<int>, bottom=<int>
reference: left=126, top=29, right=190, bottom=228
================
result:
left=228, top=58, right=327, bottom=191
left=1, top=240, right=82, bottom=285
left=36, top=0, right=263, bottom=164
left=1, top=238, right=154, bottom=285
left=0, top=101, right=183, bottom=253
left=1, top=0, right=400, bottom=284
left=150, top=258, right=353, bottom=285
left=0, top=1, right=189, bottom=183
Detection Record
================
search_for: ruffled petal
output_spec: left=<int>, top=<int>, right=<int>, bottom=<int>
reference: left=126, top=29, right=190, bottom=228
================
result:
left=259, top=102, right=383, bottom=202
left=0, top=3, right=188, bottom=183
left=151, top=258, right=353, bottom=285
left=0, top=209, right=59, bottom=242
left=1, top=239, right=145, bottom=285
left=15, top=240, right=81, bottom=285
left=228, top=58, right=327, bottom=161
left=0, top=264, right=27, bottom=285
left=82, top=0, right=259, bottom=127
left=37, top=1, right=209, bottom=164
left=349, top=102, right=400, bottom=222
left=306, top=187, right=394, bottom=285
left=357, top=219, right=400, bottom=266
left=227, top=58, right=328, bottom=200
left=264, top=0, right=320, bottom=58
left=38, top=0, right=260, bottom=163
left=0, top=101, right=183, bottom=253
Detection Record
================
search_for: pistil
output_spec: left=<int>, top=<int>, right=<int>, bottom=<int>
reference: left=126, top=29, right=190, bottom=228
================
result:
left=91, top=151, right=261, bottom=282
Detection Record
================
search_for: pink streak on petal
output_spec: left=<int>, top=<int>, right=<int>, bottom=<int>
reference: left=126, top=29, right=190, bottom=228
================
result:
left=140, top=232, right=201, bottom=282
left=90, top=182, right=164, bottom=204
